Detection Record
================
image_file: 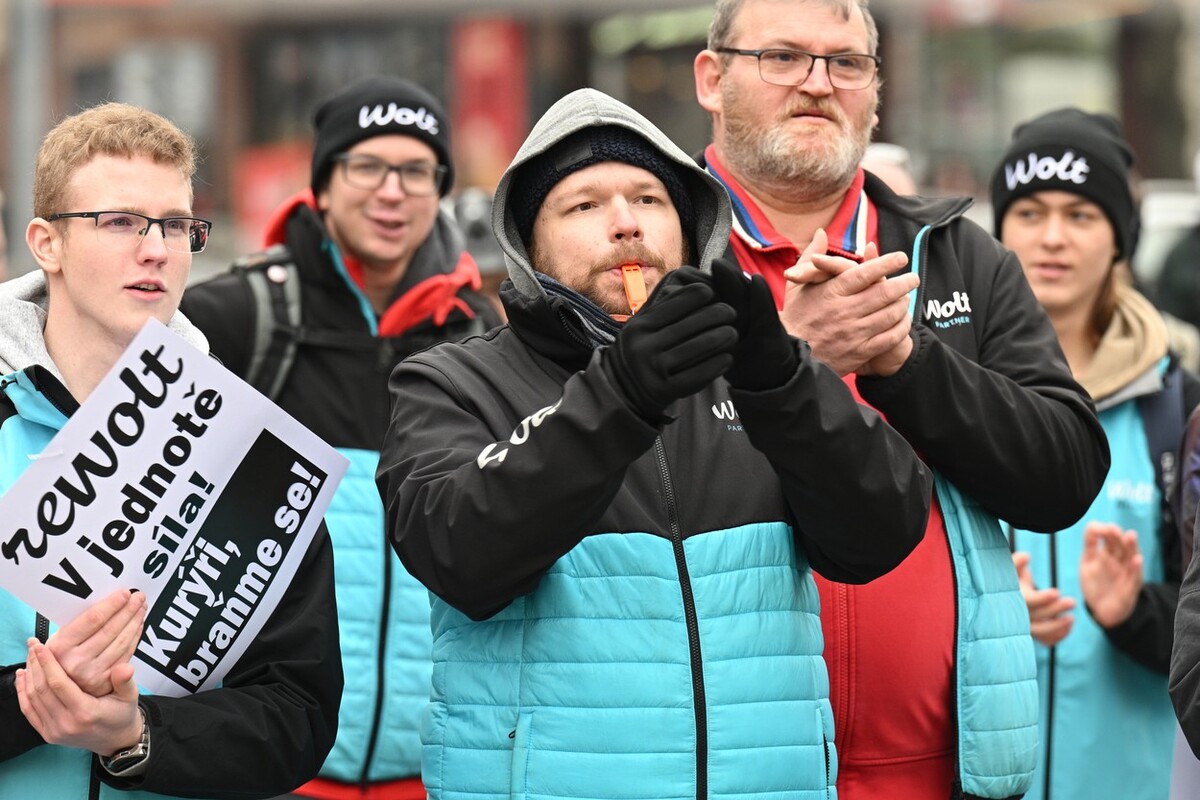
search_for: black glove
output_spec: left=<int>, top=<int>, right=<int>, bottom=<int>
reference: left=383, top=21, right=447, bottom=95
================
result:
left=602, top=266, right=738, bottom=421
left=710, top=257, right=798, bottom=391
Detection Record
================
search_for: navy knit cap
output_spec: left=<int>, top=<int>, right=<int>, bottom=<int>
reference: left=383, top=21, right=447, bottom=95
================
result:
left=510, top=125, right=695, bottom=247
left=990, top=107, right=1135, bottom=260
left=310, top=76, right=453, bottom=196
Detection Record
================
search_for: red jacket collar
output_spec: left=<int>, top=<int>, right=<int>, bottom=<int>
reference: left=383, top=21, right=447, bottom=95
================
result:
left=263, top=189, right=482, bottom=337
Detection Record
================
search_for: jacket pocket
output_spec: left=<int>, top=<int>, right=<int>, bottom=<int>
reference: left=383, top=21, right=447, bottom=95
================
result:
left=817, top=705, right=837, bottom=798
left=509, top=708, right=534, bottom=800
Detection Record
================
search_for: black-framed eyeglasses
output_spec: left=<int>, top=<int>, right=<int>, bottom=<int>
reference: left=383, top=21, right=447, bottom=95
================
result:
left=716, top=47, right=880, bottom=91
left=334, top=154, right=447, bottom=195
left=47, top=211, right=212, bottom=253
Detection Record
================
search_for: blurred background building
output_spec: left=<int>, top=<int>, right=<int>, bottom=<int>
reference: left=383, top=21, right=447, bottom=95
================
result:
left=2, top=0, right=1198, bottom=290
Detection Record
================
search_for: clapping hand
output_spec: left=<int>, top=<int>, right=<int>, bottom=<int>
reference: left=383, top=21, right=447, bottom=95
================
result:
left=602, top=266, right=738, bottom=420
left=709, top=258, right=798, bottom=391
left=1079, top=521, right=1143, bottom=629
left=782, top=228, right=918, bottom=376
left=1013, top=550, right=1076, bottom=646
left=47, top=588, right=146, bottom=696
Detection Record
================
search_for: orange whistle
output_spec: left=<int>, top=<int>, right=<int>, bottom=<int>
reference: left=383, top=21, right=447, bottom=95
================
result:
left=621, top=263, right=647, bottom=315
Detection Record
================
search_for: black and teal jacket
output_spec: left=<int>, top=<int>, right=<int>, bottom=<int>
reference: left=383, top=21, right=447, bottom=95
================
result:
left=376, top=88, right=932, bottom=800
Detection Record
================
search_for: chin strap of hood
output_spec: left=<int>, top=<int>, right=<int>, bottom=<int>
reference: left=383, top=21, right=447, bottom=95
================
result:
left=536, top=273, right=621, bottom=346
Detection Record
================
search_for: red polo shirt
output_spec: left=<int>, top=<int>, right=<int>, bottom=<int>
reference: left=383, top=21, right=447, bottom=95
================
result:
left=704, top=147, right=956, bottom=799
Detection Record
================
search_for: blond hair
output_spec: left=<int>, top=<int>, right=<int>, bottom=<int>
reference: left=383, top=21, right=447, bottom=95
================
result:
left=707, top=0, right=879, bottom=55
left=33, top=102, right=197, bottom=219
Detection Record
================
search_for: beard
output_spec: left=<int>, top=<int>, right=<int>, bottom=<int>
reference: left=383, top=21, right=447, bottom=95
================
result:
left=533, top=238, right=691, bottom=316
left=721, top=85, right=875, bottom=201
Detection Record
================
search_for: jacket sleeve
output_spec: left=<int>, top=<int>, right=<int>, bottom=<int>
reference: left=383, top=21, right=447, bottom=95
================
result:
left=1097, top=366, right=1200, bottom=672
left=1101, top=582, right=1179, bottom=674
left=1179, top=405, right=1200, bottom=569
left=858, top=239, right=1109, bottom=532
left=101, top=523, right=342, bottom=798
left=1173, top=536, right=1200, bottom=755
left=0, top=666, right=43, bottom=762
left=730, top=339, right=932, bottom=584
left=378, top=351, right=664, bottom=621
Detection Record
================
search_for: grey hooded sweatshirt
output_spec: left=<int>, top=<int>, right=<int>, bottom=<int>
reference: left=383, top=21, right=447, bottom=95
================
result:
left=492, top=88, right=733, bottom=300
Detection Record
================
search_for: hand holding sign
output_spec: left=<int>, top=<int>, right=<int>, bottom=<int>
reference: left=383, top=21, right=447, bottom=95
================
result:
left=17, top=637, right=142, bottom=756
left=46, top=587, right=146, bottom=696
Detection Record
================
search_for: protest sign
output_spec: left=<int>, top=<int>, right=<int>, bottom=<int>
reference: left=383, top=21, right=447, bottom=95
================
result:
left=0, top=318, right=348, bottom=696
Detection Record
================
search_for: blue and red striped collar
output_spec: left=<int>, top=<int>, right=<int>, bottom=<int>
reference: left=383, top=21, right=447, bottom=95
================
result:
left=704, top=144, right=874, bottom=262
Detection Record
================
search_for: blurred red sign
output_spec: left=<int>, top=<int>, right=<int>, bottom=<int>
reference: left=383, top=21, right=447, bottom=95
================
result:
left=450, top=18, right=528, bottom=192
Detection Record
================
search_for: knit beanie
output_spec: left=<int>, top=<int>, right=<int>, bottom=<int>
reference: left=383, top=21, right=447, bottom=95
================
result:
left=990, top=107, right=1135, bottom=260
left=509, top=125, right=695, bottom=247
left=310, top=76, right=453, bottom=196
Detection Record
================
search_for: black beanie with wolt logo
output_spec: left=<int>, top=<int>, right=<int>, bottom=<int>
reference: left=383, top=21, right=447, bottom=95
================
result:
left=989, top=107, right=1135, bottom=260
left=310, top=76, right=453, bottom=197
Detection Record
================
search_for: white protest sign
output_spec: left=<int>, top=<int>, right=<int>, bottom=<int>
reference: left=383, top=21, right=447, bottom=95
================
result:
left=0, top=318, right=348, bottom=696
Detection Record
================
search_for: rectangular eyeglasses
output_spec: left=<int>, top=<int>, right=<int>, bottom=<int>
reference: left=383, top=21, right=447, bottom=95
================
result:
left=716, top=47, right=880, bottom=91
left=47, top=211, right=212, bottom=254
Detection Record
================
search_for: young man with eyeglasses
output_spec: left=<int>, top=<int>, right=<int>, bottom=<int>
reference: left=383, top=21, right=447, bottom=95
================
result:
left=181, top=76, right=499, bottom=800
left=0, top=101, right=342, bottom=798
left=694, top=1, right=1110, bottom=798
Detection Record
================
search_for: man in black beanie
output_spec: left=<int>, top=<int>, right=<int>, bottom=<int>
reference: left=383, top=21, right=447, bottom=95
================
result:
left=180, top=75, right=500, bottom=800
left=376, top=86, right=932, bottom=800
left=509, top=125, right=698, bottom=261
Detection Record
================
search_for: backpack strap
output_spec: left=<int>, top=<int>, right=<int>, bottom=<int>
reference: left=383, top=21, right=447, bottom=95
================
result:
left=230, top=245, right=491, bottom=399
left=1139, top=360, right=1187, bottom=549
left=231, top=244, right=302, bottom=401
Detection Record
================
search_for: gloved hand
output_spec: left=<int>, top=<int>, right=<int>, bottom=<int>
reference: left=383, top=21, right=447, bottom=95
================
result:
left=710, top=257, right=798, bottom=391
left=602, top=266, right=738, bottom=421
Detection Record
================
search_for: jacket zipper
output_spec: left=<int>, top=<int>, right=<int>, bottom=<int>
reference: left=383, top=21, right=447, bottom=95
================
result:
left=905, top=198, right=971, bottom=325
left=361, top=352, right=400, bottom=787
left=654, top=439, right=707, bottom=800
left=944, top=486, right=964, bottom=798
left=555, top=308, right=597, bottom=352
left=359, top=531, right=394, bottom=787
left=832, top=583, right=850, bottom=741
left=1043, top=537, right=1059, bottom=800
left=902, top=203, right=986, bottom=799
left=910, top=224, right=933, bottom=325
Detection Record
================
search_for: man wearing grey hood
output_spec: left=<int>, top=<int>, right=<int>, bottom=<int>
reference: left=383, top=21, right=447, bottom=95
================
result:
left=376, top=88, right=931, bottom=800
